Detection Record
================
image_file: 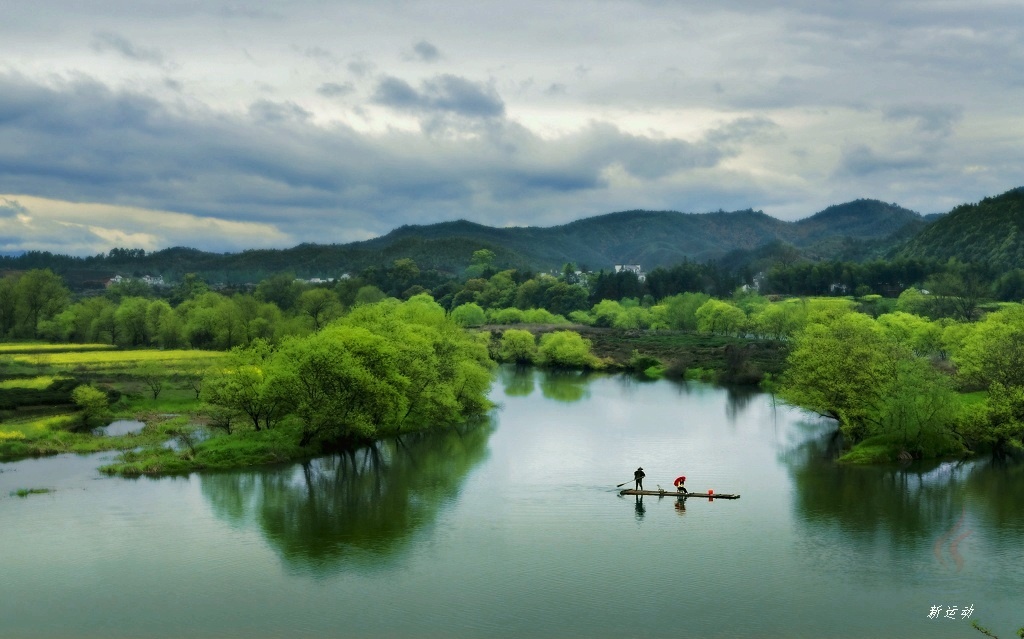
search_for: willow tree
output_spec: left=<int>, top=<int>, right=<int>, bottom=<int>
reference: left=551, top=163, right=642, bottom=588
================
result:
left=277, top=295, right=494, bottom=447
left=202, top=339, right=293, bottom=432
left=780, top=310, right=961, bottom=456
left=779, top=311, right=892, bottom=442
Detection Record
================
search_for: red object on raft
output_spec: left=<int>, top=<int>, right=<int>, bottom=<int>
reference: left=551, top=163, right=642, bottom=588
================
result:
left=673, top=476, right=686, bottom=487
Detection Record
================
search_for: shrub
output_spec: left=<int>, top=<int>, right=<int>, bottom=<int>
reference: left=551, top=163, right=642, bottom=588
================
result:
left=536, top=331, right=601, bottom=369
left=71, top=385, right=109, bottom=428
left=499, top=329, right=537, bottom=364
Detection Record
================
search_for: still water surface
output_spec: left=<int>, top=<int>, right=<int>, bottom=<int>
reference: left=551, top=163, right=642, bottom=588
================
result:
left=1, top=366, right=1022, bottom=638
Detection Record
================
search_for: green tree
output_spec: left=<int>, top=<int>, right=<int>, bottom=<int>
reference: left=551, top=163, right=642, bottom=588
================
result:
left=146, top=300, right=174, bottom=346
left=297, top=288, right=343, bottom=331
left=895, top=287, right=932, bottom=316
left=876, top=311, right=939, bottom=357
left=354, top=285, right=386, bottom=306
left=749, top=301, right=801, bottom=340
left=255, top=273, right=302, bottom=311
left=0, top=276, right=19, bottom=337
left=466, top=249, right=495, bottom=278
left=779, top=312, right=890, bottom=442
left=954, top=306, right=1024, bottom=389
left=591, top=299, right=626, bottom=327
left=959, top=382, right=1024, bottom=455
left=695, top=299, right=746, bottom=336
left=499, top=329, right=537, bottom=364
left=536, top=331, right=601, bottom=369
left=202, top=340, right=293, bottom=431
left=277, top=325, right=408, bottom=445
left=925, top=267, right=988, bottom=322
left=115, top=297, right=151, bottom=346
left=14, top=269, right=70, bottom=338
left=451, top=302, right=486, bottom=327
left=137, top=362, right=165, bottom=400
left=662, top=292, right=710, bottom=331
left=477, top=271, right=517, bottom=309
left=277, top=296, right=494, bottom=446
left=171, top=273, right=210, bottom=304
left=72, top=385, right=109, bottom=428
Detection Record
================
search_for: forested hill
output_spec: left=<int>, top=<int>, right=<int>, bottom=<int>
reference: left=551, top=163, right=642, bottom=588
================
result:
left=897, top=187, right=1024, bottom=271
left=1, top=198, right=929, bottom=286
left=369, top=200, right=925, bottom=270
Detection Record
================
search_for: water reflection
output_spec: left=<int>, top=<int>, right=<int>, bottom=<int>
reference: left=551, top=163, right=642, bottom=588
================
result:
left=538, top=370, right=591, bottom=403
left=200, top=418, right=494, bottom=574
left=501, top=365, right=536, bottom=397
left=99, top=419, right=146, bottom=436
left=963, top=456, right=1024, bottom=532
left=724, top=386, right=758, bottom=423
left=634, top=495, right=645, bottom=520
left=785, top=429, right=969, bottom=549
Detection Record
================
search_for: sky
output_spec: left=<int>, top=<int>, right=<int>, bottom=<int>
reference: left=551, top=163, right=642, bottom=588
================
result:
left=1, top=0, right=1022, bottom=256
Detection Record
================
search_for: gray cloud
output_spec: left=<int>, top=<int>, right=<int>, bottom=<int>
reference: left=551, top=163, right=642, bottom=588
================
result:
left=0, top=73, right=777, bottom=250
left=373, top=74, right=505, bottom=119
left=91, top=31, right=165, bottom=65
left=248, top=100, right=312, bottom=124
left=883, top=104, right=963, bottom=136
left=0, top=198, right=27, bottom=218
left=317, top=82, right=355, bottom=98
left=0, top=1, right=1021, bottom=255
left=412, top=40, right=441, bottom=62
left=347, top=59, right=375, bottom=77
left=836, top=145, right=932, bottom=178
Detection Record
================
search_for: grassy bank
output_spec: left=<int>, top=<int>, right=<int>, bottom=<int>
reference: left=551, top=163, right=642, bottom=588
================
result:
left=99, top=425, right=310, bottom=476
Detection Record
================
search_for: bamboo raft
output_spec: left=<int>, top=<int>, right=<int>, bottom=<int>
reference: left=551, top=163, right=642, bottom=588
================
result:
left=619, top=489, right=740, bottom=499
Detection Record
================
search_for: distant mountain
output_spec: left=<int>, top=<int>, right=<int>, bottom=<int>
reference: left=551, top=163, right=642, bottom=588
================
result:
left=897, top=187, right=1024, bottom=270
left=365, top=200, right=926, bottom=272
left=791, top=199, right=924, bottom=243
left=0, top=197, right=937, bottom=286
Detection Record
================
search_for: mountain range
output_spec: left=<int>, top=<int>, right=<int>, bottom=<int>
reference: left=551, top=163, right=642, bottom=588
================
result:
left=4, top=187, right=1023, bottom=286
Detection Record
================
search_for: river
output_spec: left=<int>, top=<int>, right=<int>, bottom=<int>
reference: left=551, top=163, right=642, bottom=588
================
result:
left=1, top=365, right=1021, bottom=638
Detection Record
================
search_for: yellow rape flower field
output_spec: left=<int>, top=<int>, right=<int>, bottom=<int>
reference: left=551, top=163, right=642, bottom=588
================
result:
left=5, top=349, right=224, bottom=371
left=1, top=343, right=227, bottom=463
left=0, top=343, right=117, bottom=353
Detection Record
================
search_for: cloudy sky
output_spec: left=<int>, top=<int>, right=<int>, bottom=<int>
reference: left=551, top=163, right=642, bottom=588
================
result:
left=1, top=1, right=1021, bottom=255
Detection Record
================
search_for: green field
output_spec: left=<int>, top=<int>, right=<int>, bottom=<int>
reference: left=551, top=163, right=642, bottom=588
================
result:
left=0, top=343, right=226, bottom=464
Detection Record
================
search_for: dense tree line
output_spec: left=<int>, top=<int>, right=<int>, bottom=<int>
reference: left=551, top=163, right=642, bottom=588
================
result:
left=0, top=255, right=1008, bottom=350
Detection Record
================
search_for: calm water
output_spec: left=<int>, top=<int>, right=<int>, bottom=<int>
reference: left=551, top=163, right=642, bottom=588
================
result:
left=1, top=366, right=1022, bottom=638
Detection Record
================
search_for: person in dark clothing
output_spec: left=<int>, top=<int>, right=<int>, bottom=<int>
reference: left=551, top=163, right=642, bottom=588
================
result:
left=674, top=475, right=687, bottom=495
left=634, top=467, right=646, bottom=491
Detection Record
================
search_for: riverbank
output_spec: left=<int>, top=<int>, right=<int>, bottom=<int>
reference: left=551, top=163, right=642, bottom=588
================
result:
left=483, top=324, right=789, bottom=383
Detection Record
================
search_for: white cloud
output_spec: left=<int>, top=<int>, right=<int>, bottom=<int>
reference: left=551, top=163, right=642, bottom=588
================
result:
left=0, top=195, right=292, bottom=255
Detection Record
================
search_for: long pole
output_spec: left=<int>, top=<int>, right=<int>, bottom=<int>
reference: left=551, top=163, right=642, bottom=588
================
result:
left=616, top=479, right=638, bottom=488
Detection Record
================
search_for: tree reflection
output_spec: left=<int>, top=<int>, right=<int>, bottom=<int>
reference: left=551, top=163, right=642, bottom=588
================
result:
left=784, top=430, right=969, bottom=549
left=200, top=417, right=494, bottom=573
left=725, top=386, right=758, bottom=423
left=500, top=365, right=536, bottom=397
left=963, top=456, right=1024, bottom=531
left=538, top=370, right=591, bottom=402
left=786, top=431, right=1024, bottom=587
